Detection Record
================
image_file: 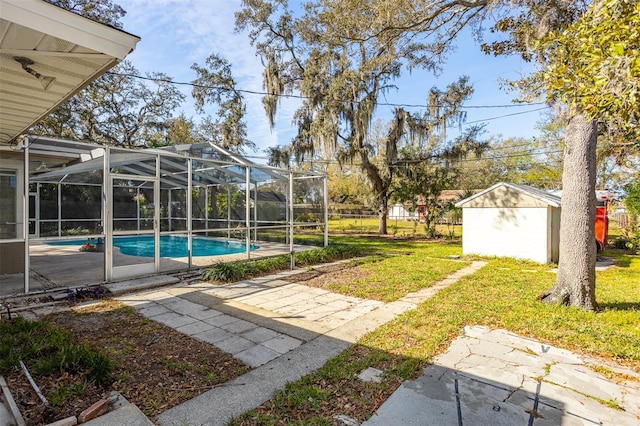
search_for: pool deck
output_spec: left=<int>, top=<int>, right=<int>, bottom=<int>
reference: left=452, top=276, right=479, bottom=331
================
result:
left=0, top=239, right=316, bottom=298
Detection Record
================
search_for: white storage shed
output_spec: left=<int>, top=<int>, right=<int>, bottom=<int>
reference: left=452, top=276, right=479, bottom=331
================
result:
left=455, top=182, right=561, bottom=263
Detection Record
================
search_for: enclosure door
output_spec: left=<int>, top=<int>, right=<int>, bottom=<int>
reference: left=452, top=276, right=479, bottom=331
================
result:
left=110, top=178, right=158, bottom=280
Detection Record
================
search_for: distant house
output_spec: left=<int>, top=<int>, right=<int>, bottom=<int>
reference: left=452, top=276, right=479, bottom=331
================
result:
left=388, top=203, right=417, bottom=221
left=455, top=182, right=562, bottom=263
left=414, top=190, right=479, bottom=222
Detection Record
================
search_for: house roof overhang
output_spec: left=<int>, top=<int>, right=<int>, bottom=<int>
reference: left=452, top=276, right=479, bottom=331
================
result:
left=0, top=0, right=140, bottom=144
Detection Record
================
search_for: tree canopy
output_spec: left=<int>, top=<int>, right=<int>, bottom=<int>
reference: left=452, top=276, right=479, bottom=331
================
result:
left=33, top=61, right=185, bottom=148
left=538, top=0, right=640, bottom=146
left=236, top=0, right=488, bottom=233
left=236, top=0, right=488, bottom=156
left=191, top=53, right=254, bottom=154
left=46, top=0, right=126, bottom=28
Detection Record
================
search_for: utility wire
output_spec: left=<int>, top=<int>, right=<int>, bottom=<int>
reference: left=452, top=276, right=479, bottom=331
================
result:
left=267, top=147, right=563, bottom=167
left=392, top=148, right=563, bottom=165
left=245, top=141, right=561, bottom=162
left=106, top=71, right=547, bottom=111
left=461, top=107, right=549, bottom=125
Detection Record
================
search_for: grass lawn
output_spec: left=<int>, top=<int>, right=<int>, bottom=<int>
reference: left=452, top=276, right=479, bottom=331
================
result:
left=323, top=256, right=469, bottom=302
left=230, top=240, right=640, bottom=425
left=328, top=217, right=462, bottom=238
left=317, top=242, right=470, bottom=302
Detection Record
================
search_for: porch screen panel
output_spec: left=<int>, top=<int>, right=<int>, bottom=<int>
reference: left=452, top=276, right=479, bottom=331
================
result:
left=0, top=170, right=17, bottom=239
left=292, top=175, right=325, bottom=247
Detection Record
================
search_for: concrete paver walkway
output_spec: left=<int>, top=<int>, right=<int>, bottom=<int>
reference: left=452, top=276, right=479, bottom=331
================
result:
left=115, top=261, right=487, bottom=425
left=117, top=270, right=386, bottom=367
left=364, top=325, right=640, bottom=426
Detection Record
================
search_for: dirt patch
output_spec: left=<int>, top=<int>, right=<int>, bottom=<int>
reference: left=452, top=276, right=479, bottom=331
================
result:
left=281, top=262, right=373, bottom=290
left=5, top=300, right=248, bottom=425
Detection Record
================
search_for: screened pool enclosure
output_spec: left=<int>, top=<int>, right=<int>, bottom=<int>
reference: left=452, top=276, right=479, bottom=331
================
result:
left=0, top=136, right=327, bottom=295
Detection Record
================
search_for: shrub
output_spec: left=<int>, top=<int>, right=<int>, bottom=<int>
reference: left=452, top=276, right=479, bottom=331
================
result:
left=202, top=262, right=252, bottom=282
left=612, top=237, right=632, bottom=250
left=611, top=235, right=638, bottom=252
left=202, top=243, right=364, bottom=283
left=295, top=212, right=318, bottom=223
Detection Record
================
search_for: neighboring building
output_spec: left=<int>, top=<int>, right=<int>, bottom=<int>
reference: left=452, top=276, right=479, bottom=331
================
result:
left=414, top=190, right=480, bottom=222
left=455, top=182, right=562, bottom=263
left=388, top=203, right=417, bottom=221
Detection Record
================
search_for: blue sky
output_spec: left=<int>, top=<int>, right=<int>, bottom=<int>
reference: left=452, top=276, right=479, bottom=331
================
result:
left=120, top=0, right=551, bottom=155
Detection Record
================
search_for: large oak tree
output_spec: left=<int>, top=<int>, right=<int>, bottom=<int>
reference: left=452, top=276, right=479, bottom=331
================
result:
left=33, top=61, right=185, bottom=148
left=533, top=0, right=640, bottom=309
left=236, top=0, right=487, bottom=233
left=238, top=0, right=639, bottom=309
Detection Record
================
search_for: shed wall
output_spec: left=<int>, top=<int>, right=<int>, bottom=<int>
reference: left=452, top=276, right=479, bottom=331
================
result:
left=462, top=207, right=551, bottom=263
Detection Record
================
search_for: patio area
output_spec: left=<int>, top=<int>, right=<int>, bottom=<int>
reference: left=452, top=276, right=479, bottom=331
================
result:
left=0, top=238, right=318, bottom=297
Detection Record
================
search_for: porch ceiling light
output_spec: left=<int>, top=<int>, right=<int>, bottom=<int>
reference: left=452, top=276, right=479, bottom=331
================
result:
left=34, top=162, right=50, bottom=173
left=13, top=56, right=56, bottom=90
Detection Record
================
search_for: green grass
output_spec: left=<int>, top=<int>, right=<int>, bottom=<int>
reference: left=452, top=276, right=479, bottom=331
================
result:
left=0, top=317, right=115, bottom=389
left=326, top=254, right=470, bottom=302
left=330, top=235, right=463, bottom=257
left=202, top=237, right=468, bottom=303
left=364, top=253, right=640, bottom=362
left=229, top=240, right=640, bottom=425
left=328, top=217, right=461, bottom=238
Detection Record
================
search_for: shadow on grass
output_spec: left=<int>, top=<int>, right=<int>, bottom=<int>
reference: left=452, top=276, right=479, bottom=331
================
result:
left=612, top=257, right=632, bottom=268
left=599, top=301, right=640, bottom=312
left=601, top=251, right=634, bottom=268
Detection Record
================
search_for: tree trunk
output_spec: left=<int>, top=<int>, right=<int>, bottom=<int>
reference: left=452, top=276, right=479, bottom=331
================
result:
left=540, top=113, right=598, bottom=310
left=378, top=197, right=388, bottom=235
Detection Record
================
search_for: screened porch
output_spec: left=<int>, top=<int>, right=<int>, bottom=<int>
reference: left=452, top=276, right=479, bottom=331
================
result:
left=0, top=137, right=327, bottom=295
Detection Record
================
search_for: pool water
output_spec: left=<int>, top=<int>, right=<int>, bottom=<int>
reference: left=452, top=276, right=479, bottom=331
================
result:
left=48, top=235, right=259, bottom=258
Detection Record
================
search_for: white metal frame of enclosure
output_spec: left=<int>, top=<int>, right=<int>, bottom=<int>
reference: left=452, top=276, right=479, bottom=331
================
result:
left=13, top=137, right=328, bottom=293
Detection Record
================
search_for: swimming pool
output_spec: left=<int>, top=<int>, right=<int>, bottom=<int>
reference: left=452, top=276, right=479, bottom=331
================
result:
left=48, top=235, right=259, bottom=258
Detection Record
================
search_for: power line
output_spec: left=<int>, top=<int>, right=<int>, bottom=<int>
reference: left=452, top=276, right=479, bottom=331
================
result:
left=453, top=149, right=563, bottom=163
left=264, top=147, right=563, bottom=168
left=460, top=107, right=550, bottom=125
left=246, top=140, right=562, bottom=165
left=392, top=148, right=563, bottom=165
left=377, top=101, right=545, bottom=109
left=106, top=71, right=547, bottom=111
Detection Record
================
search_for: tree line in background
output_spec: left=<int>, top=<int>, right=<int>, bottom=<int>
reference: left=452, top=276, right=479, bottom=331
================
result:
left=36, top=0, right=639, bottom=311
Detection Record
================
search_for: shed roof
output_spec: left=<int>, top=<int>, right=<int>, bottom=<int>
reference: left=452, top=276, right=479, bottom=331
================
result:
left=455, top=182, right=562, bottom=208
left=0, top=0, right=140, bottom=144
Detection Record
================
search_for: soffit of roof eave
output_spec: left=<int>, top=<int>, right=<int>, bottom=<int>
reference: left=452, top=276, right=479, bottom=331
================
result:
left=0, top=0, right=140, bottom=144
